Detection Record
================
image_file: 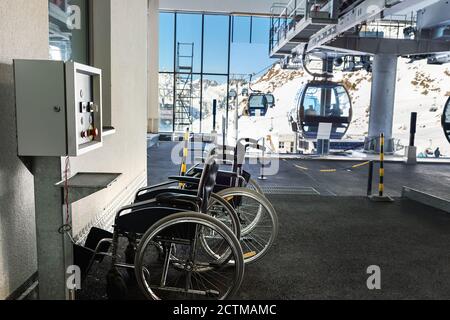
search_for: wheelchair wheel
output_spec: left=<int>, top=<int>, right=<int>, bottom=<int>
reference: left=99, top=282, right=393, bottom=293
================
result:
left=199, top=193, right=241, bottom=263
left=247, top=178, right=264, bottom=195
left=106, top=267, right=129, bottom=300
left=134, top=212, right=244, bottom=300
left=207, top=193, right=240, bottom=238
left=216, top=188, right=278, bottom=264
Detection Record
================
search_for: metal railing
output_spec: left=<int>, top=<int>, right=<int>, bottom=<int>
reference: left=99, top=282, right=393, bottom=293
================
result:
left=357, top=13, right=417, bottom=40
left=269, top=0, right=336, bottom=53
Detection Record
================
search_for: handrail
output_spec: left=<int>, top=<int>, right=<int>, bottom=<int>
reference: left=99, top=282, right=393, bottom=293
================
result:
left=269, top=0, right=337, bottom=53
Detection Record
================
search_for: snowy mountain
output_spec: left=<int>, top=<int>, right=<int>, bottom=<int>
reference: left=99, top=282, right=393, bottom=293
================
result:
left=160, top=59, right=450, bottom=155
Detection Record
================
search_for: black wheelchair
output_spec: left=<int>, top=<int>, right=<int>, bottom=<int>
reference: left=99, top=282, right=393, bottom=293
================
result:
left=77, top=156, right=244, bottom=300
left=135, top=138, right=279, bottom=265
left=186, top=138, right=265, bottom=193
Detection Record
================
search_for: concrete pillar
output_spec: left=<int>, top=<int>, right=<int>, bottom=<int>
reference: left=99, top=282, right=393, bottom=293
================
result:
left=33, top=157, right=72, bottom=300
left=364, top=54, right=398, bottom=153
left=147, top=0, right=160, bottom=133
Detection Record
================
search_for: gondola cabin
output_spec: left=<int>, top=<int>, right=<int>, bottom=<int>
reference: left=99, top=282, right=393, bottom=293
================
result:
left=266, top=94, right=275, bottom=109
left=295, top=80, right=352, bottom=140
left=248, top=93, right=269, bottom=117
left=442, top=97, right=450, bottom=143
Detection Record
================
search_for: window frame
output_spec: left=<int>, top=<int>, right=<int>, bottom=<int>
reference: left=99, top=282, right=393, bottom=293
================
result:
left=158, top=11, right=273, bottom=134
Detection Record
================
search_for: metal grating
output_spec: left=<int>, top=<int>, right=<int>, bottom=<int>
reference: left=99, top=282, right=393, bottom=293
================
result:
left=260, top=185, right=320, bottom=195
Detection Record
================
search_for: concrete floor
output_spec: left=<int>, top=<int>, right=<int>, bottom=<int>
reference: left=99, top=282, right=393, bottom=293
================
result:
left=77, top=142, right=450, bottom=299
left=148, top=142, right=450, bottom=200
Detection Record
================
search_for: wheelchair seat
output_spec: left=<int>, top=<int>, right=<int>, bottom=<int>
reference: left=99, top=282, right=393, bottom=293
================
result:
left=115, top=156, right=219, bottom=237
left=116, top=206, right=191, bottom=235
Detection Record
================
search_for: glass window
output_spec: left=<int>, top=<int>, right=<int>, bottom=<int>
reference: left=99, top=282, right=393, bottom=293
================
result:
left=445, top=99, right=450, bottom=122
left=203, top=15, right=230, bottom=74
left=176, top=13, right=202, bottom=73
left=159, top=73, right=174, bottom=132
left=266, top=94, right=275, bottom=107
left=187, top=74, right=201, bottom=134
left=159, top=12, right=175, bottom=72
left=200, top=75, right=228, bottom=134
left=303, top=88, right=321, bottom=116
left=302, top=85, right=350, bottom=117
left=49, top=0, right=89, bottom=64
left=230, top=17, right=276, bottom=75
left=232, top=16, right=251, bottom=43
left=251, top=17, right=270, bottom=44
left=249, top=95, right=267, bottom=109
left=158, top=12, right=275, bottom=134
left=334, top=86, right=351, bottom=117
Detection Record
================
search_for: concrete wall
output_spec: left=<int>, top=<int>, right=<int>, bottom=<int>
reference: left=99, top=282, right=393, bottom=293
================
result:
left=159, top=0, right=276, bottom=15
left=0, top=0, right=150, bottom=298
left=70, top=0, right=149, bottom=237
left=0, top=0, right=49, bottom=300
left=148, top=0, right=160, bottom=133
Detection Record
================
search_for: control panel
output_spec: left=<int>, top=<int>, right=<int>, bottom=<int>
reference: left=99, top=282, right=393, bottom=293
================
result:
left=14, top=60, right=103, bottom=156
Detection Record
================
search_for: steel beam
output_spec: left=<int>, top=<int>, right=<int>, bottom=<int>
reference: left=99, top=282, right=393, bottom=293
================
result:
left=325, top=37, right=450, bottom=55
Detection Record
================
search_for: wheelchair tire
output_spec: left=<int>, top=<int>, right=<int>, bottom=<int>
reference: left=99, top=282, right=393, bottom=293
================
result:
left=125, top=242, right=137, bottom=280
left=247, top=178, right=264, bottom=195
left=134, top=212, right=244, bottom=300
left=216, top=188, right=278, bottom=265
left=106, top=267, right=129, bottom=300
left=199, top=193, right=241, bottom=264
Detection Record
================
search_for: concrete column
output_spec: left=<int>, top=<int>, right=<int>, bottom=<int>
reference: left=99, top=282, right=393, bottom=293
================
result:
left=147, top=0, right=160, bottom=133
left=364, top=54, right=398, bottom=153
left=33, top=157, right=72, bottom=300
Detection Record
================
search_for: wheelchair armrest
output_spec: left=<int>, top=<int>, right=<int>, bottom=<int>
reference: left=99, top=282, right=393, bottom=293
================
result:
left=188, top=167, right=203, bottom=175
left=217, top=170, right=238, bottom=178
left=135, top=180, right=178, bottom=198
left=135, top=188, right=197, bottom=203
left=217, top=170, right=246, bottom=183
left=168, top=176, right=201, bottom=185
left=155, top=192, right=202, bottom=210
left=116, top=198, right=161, bottom=218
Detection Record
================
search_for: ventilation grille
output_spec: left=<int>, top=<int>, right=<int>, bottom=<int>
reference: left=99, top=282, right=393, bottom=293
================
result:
left=260, top=185, right=320, bottom=195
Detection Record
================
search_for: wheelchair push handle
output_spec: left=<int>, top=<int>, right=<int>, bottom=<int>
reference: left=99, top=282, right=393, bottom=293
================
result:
left=204, top=145, right=235, bottom=160
left=238, top=138, right=266, bottom=152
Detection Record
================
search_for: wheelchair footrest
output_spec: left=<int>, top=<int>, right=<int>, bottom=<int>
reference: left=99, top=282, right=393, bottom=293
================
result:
left=152, top=286, right=220, bottom=297
left=74, top=227, right=113, bottom=278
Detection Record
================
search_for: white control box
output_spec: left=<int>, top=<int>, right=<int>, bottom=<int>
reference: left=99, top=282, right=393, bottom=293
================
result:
left=14, top=60, right=103, bottom=156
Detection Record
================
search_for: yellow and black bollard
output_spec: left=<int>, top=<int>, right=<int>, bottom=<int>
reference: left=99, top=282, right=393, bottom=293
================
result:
left=370, top=133, right=393, bottom=202
left=179, top=128, right=190, bottom=187
left=379, top=133, right=385, bottom=197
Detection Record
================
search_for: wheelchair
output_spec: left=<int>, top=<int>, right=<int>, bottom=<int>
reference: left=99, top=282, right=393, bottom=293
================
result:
left=186, top=138, right=265, bottom=195
left=77, top=156, right=244, bottom=300
left=135, top=138, right=279, bottom=265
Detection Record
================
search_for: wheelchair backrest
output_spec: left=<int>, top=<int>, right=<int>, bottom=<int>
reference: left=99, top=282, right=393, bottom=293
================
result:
left=233, top=138, right=266, bottom=174
left=197, top=156, right=219, bottom=213
left=205, top=145, right=235, bottom=164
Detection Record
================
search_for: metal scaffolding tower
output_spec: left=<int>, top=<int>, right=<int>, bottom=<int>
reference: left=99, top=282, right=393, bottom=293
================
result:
left=174, top=42, right=195, bottom=132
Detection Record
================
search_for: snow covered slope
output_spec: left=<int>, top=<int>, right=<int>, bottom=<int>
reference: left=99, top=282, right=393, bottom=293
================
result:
left=161, top=58, right=450, bottom=155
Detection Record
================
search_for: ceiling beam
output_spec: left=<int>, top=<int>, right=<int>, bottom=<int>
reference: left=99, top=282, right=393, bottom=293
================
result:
left=159, top=0, right=277, bottom=16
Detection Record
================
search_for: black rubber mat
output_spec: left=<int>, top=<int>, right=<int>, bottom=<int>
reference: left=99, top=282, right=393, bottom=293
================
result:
left=78, top=195, right=450, bottom=300
left=238, top=195, right=450, bottom=300
left=76, top=143, right=450, bottom=300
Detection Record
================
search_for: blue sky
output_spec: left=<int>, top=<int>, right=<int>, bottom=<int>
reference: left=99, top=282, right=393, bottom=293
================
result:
left=159, top=12, right=276, bottom=81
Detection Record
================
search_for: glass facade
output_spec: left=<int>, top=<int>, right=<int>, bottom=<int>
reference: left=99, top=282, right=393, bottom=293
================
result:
left=48, top=0, right=89, bottom=64
left=159, top=12, right=276, bottom=133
